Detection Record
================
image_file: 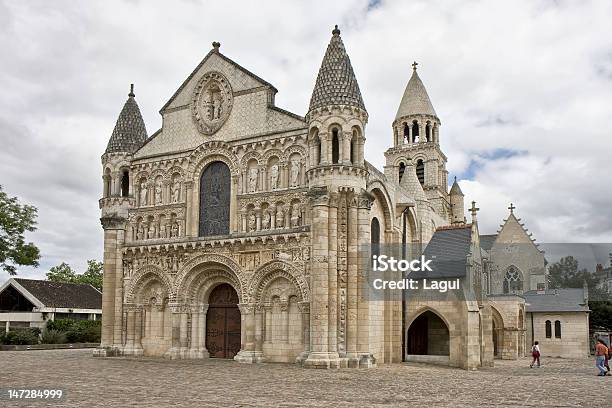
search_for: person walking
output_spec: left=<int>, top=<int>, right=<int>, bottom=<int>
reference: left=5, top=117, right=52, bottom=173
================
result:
left=595, top=338, right=608, bottom=376
left=530, top=341, right=541, bottom=368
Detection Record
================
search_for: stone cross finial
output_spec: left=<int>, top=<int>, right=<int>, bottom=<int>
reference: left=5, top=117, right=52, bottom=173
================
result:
left=412, top=61, right=418, bottom=71
left=508, top=203, right=516, bottom=214
left=470, top=200, right=480, bottom=219
left=212, top=41, right=221, bottom=52
left=128, top=83, right=135, bottom=97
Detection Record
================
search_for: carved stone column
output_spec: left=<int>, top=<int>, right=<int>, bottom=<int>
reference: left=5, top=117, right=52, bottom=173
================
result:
left=179, top=307, right=189, bottom=358
left=320, top=132, right=329, bottom=165
left=124, top=307, right=135, bottom=353
left=198, top=304, right=209, bottom=358
left=346, top=196, right=359, bottom=366
left=280, top=301, right=289, bottom=343
left=230, top=176, right=238, bottom=232
left=254, top=304, right=265, bottom=355
left=184, top=181, right=194, bottom=237
left=303, top=187, right=339, bottom=368
left=235, top=303, right=263, bottom=363
left=164, top=302, right=183, bottom=359
left=357, top=191, right=375, bottom=367
left=264, top=304, right=272, bottom=343
left=296, top=301, right=311, bottom=363
left=342, top=132, right=351, bottom=165
left=189, top=305, right=200, bottom=359
left=133, top=306, right=144, bottom=356
left=327, top=193, right=338, bottom=355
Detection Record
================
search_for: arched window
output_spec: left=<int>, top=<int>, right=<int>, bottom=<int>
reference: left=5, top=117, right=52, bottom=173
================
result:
left=554, top=320, right=561, bottom=338
left=199, top=161, right=231, bottom=237
left=416, top=159, right=425, bottom=185
left=411, top=121, right=419, bottom=143
left=545, top=320, right=552, bottom=338
left=121, top=170, right=130, bottom=197
left=350, top=131, right=357, bottom=164
left=371, top=217, right=380, bottom=258
left=103, top=168, right=111, bottom=198
left=503, top=266, right=523, bottom=294
left=403, top=123, right=409, bottom=143
left=331, top=128, right=340, bottom=164
left=425, top=123, right=432, bottom=142
left=398, top=162, right=406, bottom=183
left=316, top=137, right=322, bottom=165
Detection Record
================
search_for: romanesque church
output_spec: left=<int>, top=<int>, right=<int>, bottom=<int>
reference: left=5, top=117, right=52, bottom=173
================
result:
left=95, top=26, right=590, bottom=369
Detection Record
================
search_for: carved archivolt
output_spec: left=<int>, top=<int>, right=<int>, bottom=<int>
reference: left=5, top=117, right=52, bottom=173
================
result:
left=186, top=270, right=243, bottom=304
left=125, top=265, right=172, bottom=303
left=248, top=260, right=310, bottom=303
left=261, top=148, right=285, bottom=165
left=284, top=144, right=306, bottom=160
left=188, top=142, right=240, bottom=179
left=240, top=151, right=261, bottom=168
left=172, top=253, right=245, bottom=298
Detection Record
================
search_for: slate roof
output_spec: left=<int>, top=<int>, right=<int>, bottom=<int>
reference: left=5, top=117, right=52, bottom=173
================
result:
left=411, top=226, right=472, bottom=279
left=523, top=288, right=589, bottom=313
left=396, top=68, right=437, bottom=120
left=308, top=26, right=366, bottom=113
left=479, top=234, right=498, bottom=251
left=12, top=278, right=102, bottom=309
left=105, top=86, right=148, bottom=154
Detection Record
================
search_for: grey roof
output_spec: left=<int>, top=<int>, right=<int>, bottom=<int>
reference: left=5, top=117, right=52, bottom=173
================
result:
left=12, top=278, right=102, bottom=309
left=395, top=68, right=437, bottom=120
left=479, top=234, right=498, bottom=251
left=105, top=86, right=148, bottom=154
left=399, top=160, right=426, bottom=201
left=308, top=26, right=365, bottom=113
left=411, top=226, right=472, bottom=278
left=524, top=288, right=589, bottom=313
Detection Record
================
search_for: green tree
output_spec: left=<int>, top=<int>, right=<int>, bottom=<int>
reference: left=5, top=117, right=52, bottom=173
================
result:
left=46, top=260, right=103, bottom=291
left=0, top=185, right=40, bottom=275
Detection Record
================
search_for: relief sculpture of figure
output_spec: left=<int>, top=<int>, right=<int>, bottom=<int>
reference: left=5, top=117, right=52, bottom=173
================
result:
left=290, top=159, right=300, bottom=187
left=290, top=202, right=301, bottom=228
left=139, top=181, right=148, bottom=206
left=154, top=180, right=163, bottom=205
left=136, top=225, right=144, bottom=240
left=159, top=223, right=167, bottom=239
left=276, top=205, right=285, bottom=228
left=248, top=211, right=256, bottom=232
left=171, top=180, right=181, bottom=203
left=248, top=168, right=258, bottom=193
left=270, top=164, right=279, bottom=190
left=262, top=209, right=271, bottom=230
left=171, top=222, right=179, bottom=238
left=147, top=223, right=156, bottom=239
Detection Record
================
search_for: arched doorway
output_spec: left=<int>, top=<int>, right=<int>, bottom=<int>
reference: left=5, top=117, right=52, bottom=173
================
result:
left=199, top=161, right=231, bottom=237
left=407, top=311, right=449, bottom=356
left=205, top=283, right=240, bottom=359
left=491, top=307, right=504, bottom=359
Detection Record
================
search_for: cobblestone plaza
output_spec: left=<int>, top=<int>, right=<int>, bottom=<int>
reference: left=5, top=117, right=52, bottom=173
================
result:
left=1, top=350, right=608, bottom=407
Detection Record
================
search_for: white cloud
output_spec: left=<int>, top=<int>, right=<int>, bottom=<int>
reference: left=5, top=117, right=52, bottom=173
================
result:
left=1, top=0, right=611, bottom=280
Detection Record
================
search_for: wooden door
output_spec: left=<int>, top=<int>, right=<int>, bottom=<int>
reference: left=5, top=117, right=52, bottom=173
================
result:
left=206, top=284, right=241, bottom=359
left=407, top=313, right=428, bottom=355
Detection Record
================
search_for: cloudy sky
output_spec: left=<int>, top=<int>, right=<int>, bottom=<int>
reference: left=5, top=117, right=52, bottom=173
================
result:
left=1, top=0, right=611, bottom=280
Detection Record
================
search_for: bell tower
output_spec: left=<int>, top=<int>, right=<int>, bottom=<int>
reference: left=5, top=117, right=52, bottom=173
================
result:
left=384, top=63, right=451, bottom=220
left=303, top=25, right=375, bottom=369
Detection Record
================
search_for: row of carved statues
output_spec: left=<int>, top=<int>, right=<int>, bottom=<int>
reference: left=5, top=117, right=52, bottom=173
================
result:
left=138, top=177, right=182, bottom=207
left=244, top=159, right=302, bottom=193
left=132, top=218, right=184, bottom=241
left=240, top=201, right=303, bottom=233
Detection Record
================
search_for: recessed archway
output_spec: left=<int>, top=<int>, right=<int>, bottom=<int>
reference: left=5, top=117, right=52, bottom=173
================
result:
left=407, top=310, right=450, bottom=356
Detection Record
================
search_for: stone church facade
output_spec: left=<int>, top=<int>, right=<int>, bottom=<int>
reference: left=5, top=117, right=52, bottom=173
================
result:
left=95, top=27, right=586, bottom=369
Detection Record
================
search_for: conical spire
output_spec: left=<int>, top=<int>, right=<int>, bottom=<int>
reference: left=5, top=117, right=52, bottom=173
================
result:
left=450, top=176, right=464, bottom=196
left=395, top=63, right=437, bottom=120
left=308, top=25, right=366, bottom=113
left=105, top=84, right=148, bottom=154
left=400, top=159, right=426, bottom=201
